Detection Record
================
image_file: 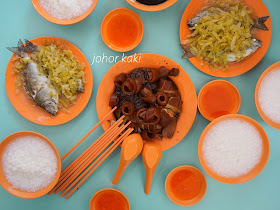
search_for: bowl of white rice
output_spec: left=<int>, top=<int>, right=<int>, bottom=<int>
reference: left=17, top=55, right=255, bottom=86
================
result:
left=31, top=0, right=99, bottom=25
left=198, top=114, right=270, bottom=184
left=0, top=131, right=61, bottom=199
left=255, top=61, right=280, bottom=130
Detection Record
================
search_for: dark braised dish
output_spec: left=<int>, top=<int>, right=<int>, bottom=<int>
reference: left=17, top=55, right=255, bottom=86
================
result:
left=109, top=67, right=182, bottom=141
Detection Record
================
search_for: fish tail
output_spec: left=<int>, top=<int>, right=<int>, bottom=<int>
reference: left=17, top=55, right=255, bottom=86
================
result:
left=181, top=44, right=195, bottom=59
left=253, top=16, right=269, bottom=31
left=7, top=39, right=38, bottom=56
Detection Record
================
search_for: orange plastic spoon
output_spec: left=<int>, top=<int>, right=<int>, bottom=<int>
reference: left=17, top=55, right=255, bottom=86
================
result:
left=142, top=140, right=162, bottom=194
left=112, top=134, right=143, bottom=185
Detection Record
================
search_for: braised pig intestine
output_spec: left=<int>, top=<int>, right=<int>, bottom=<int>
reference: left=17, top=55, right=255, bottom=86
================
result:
left=110, top=67, right=182, bottom=141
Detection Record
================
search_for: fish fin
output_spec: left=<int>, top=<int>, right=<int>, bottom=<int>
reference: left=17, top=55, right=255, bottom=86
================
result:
left=7, top=39, right=37, bottom=56
left=24, top=39, right=38, bottom=52
left=180, top=44, right=195, bottom=59
left=6, top=47, right=21, bottom=56
left=253, top=16, right=269, bottom=31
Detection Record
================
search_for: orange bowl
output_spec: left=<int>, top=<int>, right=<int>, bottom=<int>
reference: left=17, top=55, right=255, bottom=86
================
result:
left=179, top=0, right=272, bottom=77
left=198, top=80, right=241, bottom=121
left=198, top=114, right=270, bottom=184
left=89, top=188, right=130, bottom=210
left=255, top=61, right=280, bottom=130
left=101, top=8, right=144, bottom=52
left=165, top=165, right=207, bottom=206
left=31, top=0, right=99, bottom=25
left=0, top=131, right=61, bottom=199
left=125, top=0, right=177, bottom=12
left=96, top=53, right=197, bottom=151
left=5, top=37, right=93, bottom=126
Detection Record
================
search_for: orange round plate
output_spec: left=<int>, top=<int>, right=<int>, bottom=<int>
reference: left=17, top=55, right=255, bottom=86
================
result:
left=89, top=188, right=130, bottom=210
left=198, top=80, right=241, bottom=121
left=96, top=53, right=197, bottom=151
left=198, top=114, right=270, bottom=184
left=31, top=0, right=99, bottom=25
left=0, top=131, right=61, bottom=199
left=255, top=61, right=280, bottom=130
left=5, top=37, right=93, bottom=126
left=179, top=0, right=272, bottom=77
left=101, top=8, right=144, bottom=52
left=165, top=165, right=207, bottom=206
left=125, top=0, right=177, bottom=12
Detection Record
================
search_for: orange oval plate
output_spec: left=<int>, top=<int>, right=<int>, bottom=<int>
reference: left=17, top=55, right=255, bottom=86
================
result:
left=198, top=114, right=270, bottom=184
left=5, top=37, right=93, bottom=126
left=125, top=0, right=177, bottom=12
left=179, top=0, right=272, bottom=77
left=96, top=53, right=197, bottom=151
left=255, top=61, right=280, bottom=130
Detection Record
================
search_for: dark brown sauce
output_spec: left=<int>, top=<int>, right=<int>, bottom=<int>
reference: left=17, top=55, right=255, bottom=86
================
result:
left=136, top=0, right=167, bottom=6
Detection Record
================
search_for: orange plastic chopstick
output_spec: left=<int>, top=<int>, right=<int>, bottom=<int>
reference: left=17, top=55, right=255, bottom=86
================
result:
left=61, top=106, right=117, bottom=161
left=49, top=119, right=125, bottom=195
left=57, top=123, right=130, bottom=193
left=63, top=128, right=133, bottom=199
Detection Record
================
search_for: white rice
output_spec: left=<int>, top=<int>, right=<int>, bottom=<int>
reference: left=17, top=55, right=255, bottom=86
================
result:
left=258, top=67, right=280, bottom=124
left=2, top=136, right=58, bottom=192
left=40, top=0, right=93, bottom=20
left=202, top=119, right=263, bottom=178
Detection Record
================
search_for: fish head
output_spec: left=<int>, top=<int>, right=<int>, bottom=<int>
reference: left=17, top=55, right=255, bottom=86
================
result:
left=43, top=99, right=58, bottom=116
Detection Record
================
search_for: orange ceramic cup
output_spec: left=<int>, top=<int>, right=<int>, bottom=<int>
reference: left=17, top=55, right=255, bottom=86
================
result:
left=198, top=80, right=241, bottom=121
left=31, top=0, right=99, bottom=25
left=198, top=114, right=270, bottom=184
left=101, top=8, right=144, bottom=52
left=165, top=165, right=207, bottom=206
left=0, top=131, right=61, bottom=199
left=125, top=0, right=177, bottom=12
left=89, top=188, right=130, bottom=210
left=255, top=61, right=280, bottom=130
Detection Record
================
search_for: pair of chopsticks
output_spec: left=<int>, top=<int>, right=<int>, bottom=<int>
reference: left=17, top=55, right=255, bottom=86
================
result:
left=49, top=107, right=133, bottom=199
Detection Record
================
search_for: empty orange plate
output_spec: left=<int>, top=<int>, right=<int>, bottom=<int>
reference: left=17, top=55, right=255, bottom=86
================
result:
left=31, top=0, right=99, bottom=25
left=255, top=61, right=280, bottom=130
left=5, top=37, right=93, bottom=126
left=179, top=0, right=272, bottom=77
left=125, top=0, right=177, bottom=12
left=198, top=114, right=270, bottom=184
left=0, top=131, right=61, bottom=199
left=96, top=53, right=197, bottom=151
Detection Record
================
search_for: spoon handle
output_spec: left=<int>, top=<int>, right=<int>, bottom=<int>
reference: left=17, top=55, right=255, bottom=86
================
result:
left=112, top=162, right=129, bottom=185
left=144, top=168, right=155, bottom=194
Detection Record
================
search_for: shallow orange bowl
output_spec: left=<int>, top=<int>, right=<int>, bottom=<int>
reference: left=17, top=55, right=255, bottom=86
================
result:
left=101, top=8, right=144, bottom=52
left=0, top=131, right=61, bottom=199
left=198, top=80, right=241, bottom=121
left=125, top=0, right=177, bottom=12
left=89, top=188, right=130, bottom=210
left=165, top=165, right=207, bottom=206
left=96, top=53, right=197, bottom=151
left=179, top=0, right=272, bottom=77
left=198, top=114, right=270, bottom=184
left=255, top=61, right=280, bottom=130
left=5, top=37, right=93, bottom=126
left=31, top=0, right=99, bottom=25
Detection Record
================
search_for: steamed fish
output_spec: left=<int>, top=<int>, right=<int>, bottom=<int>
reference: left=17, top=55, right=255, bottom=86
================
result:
left=8, top=40, right=59, bottom=116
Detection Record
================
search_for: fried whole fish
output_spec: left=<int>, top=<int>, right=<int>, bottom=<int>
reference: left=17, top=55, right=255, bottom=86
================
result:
left=7, top=40, right=59, bottom=116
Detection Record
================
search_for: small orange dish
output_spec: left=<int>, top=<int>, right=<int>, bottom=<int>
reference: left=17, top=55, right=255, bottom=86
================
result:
left=198, top=114, right=270, bottom=184
left=101, top=8, right=144, bottom=52
left=89, top=188, right=130, bottom=210
left=255, top=61, right=280, bottom=130
left=31, top=0, right=99, bottom=25
left=0, top=131, right=61, bottom=199
left=198, top=80, right=241, bottom=121
left=125, top=0, right=177, bottom=12
left=165, top=166, right=207, bottom=206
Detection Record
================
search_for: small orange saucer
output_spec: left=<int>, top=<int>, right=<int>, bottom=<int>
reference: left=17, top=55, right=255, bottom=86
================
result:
left=165, top=165, right=207, bottom=206
left=31, top=0, right=99, bottom=25
left=125, top=0, right=177, bottom=12
left=198, top=114, right=270, bottom=184
left=255, top=61, right=280, bottom=130
left=198, top=80, right=241, bottom=121
left=0, top=131, right=61, bottom=199
left=89, top=188, right=130, bottom=210
left=101, top=8, right=144, bottom=52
